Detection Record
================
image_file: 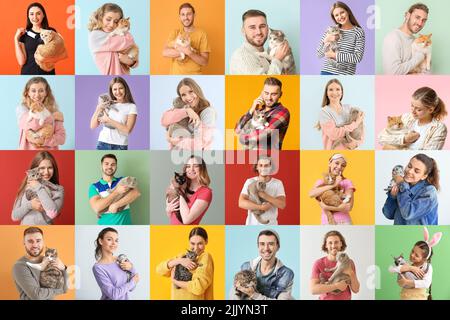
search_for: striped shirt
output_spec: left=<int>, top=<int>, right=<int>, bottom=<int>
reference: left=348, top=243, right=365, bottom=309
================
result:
left=317, top=26, right=365, bottom=75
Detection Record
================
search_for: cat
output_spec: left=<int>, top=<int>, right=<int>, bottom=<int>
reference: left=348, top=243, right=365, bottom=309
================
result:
left=380, top=116, right=410, bottom=150
left=108, top=18, right=140, bottom=67
left=167, top=97, right=193, bottom=140
left=165, top=172, right=191, bottom=224
left=319, top=251, right=351, bottom=294
left=117, top=254, right=133, bottom=282
left=97, top=93, right=119, bottom=129
left=331, top=107, right=363, bottom=150
left=411, top=33, right=432, bottom=74
left=323, top=25, right=343, bottom=70
left=384, top=165, right=404, bottom=192
left=26, top=248, right=65, bottom=289
left=256, top=29, right=296, bottom=74
left=97, top=176, right=138, bottom=217
left=171, top=33, right=196, bottom=61
left=173, top=249, right=202, bottom=289
left=241, top=108, right=269, bottom=150
left=389, top=254, right=429, bottom=289
left=233, top=269, right=258, bottom=299
left=35, top=29, right=68, bottom=72
left=316, top=173, right=351, bottom=225
left=247, top=180, right=270, bottom=224
left=26, top=101, right=55, bottom=145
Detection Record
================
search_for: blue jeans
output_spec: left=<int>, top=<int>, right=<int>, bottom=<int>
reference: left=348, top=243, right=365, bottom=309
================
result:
left=96, top=141, right=128, bottom=150
left=320, top=71, right=337, bottom=75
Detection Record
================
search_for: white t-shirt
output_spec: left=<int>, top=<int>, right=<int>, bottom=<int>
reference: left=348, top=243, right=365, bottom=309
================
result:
left=241, top=177, right=286, bottom=225
left=98, top=103, right=137, bottom=146
left=409, top=120, right=433, bottom=150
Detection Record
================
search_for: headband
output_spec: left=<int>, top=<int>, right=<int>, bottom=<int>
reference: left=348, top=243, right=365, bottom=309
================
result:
left=329, top=153, right=347, bottom=163
left=423, top=227, right=443, bottom=260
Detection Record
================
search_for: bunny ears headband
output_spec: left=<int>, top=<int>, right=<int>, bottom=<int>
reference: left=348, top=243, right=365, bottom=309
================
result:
left=423, top=227, right=443, bottom=260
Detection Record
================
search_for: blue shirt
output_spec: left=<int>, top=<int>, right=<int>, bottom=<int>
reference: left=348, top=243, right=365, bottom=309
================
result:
left=382, top=180, right=438, bottom=225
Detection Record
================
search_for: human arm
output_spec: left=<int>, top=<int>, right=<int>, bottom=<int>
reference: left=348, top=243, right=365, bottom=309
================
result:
left=238, top=193, right=273, bottom=212
left=178, top=188, right=211, bottom=224
left=396, top=264, right=432, bottom=289
left=100, top=113, right=137, bottom=135
left=229, top=48, right=283, bottom=75
left=310, top=278, right=349, bottom=295
left=162, top=43, right=183, bottom=58
left=396, top=182, right=438, bottom=222
left=90, top=103, right=106, bottom=129
left=316, top=30, right=330, bottom=58
left=258, top=192, right=286, bottom=210
left=422, top=123, right=447, bottom=150
left=345, top=260, right=360, bottom=294
left=319, top=110, right=364, bottom=142
left=42, top=117, right=66, bottom=148
left=88, top=184, right=128, bottom=215
left=177, top=45, right=209, bottom=66
left=335, top=28, right=365, bottom=64
left=171, top=108, right=215, bottom=150
left=245, top=269, right=294, bottom=300
left=92, top=265, right=136, bottom=300
left=155, top=254, right=197, bottom=277
left=173, top=253, right=214, bottom=296
left=308, top=176, right=342, bottom=198
left=14, top=28, right=27, bottom=66
left=382, top=186, right=399, bottom=221
left=382, top=32, right=425, bottom=75
left=108, top=188, right=141, bottom=213
left=34, top=184, right=64, bottom=219
left=90, top=31, right=137, bottom=53
left=11, top=194, right=38, bottom=222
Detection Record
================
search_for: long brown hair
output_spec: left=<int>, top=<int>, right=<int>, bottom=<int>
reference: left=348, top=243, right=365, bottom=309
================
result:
left=183, top=155, right=211, bottom=188
left=316, top=78, right=344, bottom=130
left=15, top=151, right=60, bottom=204
left=95, top=227, right=118, bottom=261
left=412, top=87, right=447, bottom=121
left=108, top=77, right=135, bottom=104
left=88, top=3, right=123, bottom=31
left=412, top=153, right=440, bottom=191
left=330, top=1, right=361, bottom=28
left=22, top=77, right=58, bottom=113
left=177, top=78, right=210, bottom=115
left=321, top=230, right=347, bottom=252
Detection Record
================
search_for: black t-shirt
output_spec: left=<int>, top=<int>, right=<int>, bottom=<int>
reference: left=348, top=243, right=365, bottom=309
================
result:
left=19, top=28, right=56, bottom=75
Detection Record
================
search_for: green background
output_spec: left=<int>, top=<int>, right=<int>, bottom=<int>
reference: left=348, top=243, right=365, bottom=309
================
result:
left=75, top=151, right=150, bottom=225
left=376, top=0, right=450, bottom=74
left=375, top=226, right=450, bottom=300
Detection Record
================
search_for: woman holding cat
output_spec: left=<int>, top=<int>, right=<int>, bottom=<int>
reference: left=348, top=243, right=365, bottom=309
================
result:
left=317, top=78, right=364, bottom=150
left=308, top=154, right=355, bottom=225
left=378, top=87, right=448, bottom=150
left=156, top=227, right=214, bottom=300
left=165, top=155, right=213, bottom=225
left=11, top=151, right=64, bottom=225
left=90, top=77, right=137, bottom=150
left=17, top=77, right=66, bottom=150
left=382, top=153, right=439, bottom=225
left=92, top=227, right=139, bottom=300
left=14, top=2, right=59, bottom=75
left=161, top=78, right=216, bottom=150
left=316, top=1, right=365, bottom=75
left=88, top=3, right=138, bottom=75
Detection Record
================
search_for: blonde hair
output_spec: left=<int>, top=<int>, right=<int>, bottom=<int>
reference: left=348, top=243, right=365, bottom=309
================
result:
left=183, top=155, right=211, bottom=187
left=22, top=77, right=58, bottom=113
left=88, top=3, right=123, bottom=31
left=177, top=78, right=210, bottom=115
left=412, top=87, right=447, bottom=121
left=315, top=78, right=344, bottom=130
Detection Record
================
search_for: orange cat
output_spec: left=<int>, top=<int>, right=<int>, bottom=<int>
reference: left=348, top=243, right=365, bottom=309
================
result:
left=381, top=116, right=410, bottom=150
left=108, top=18, right=139, bottom=65
left=171, top=33, right=196, bottom=61
left=411, top=33, right=432, bottom=74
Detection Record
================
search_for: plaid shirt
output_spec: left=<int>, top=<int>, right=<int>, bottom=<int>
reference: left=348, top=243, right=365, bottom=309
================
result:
left=235, top=103, right=290, bottom=149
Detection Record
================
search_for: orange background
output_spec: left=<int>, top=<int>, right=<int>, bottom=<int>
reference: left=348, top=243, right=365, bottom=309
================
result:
left=150, top=0, right=225, bottom=74
left=1, top=0, right=75, bottom=74
left=0, top=226, right=75, bottom=300
left=225, top=75, right=300, bottom=150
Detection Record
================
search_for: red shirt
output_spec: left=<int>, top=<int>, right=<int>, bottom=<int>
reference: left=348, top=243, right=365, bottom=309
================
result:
left=169, top=186, right=212, bottom=225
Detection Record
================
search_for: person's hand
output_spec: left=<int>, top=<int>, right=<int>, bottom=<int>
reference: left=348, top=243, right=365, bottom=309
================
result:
left=30, top=198, right=44, bottom=212
left=249, top=96, right=264, bottom=115
left=26, top=130, right=45, bottom=146
left=404, top=131, right=420, bottom=144
left=274, top=41, right=290, bottom=61
left=334, top=280, right=348, bottom=292
left=393, top=174, right=404, bottom=184
left=408, top=266, right=424, bottom=279
left=52, top=111, right=64, bottom=122
left=108, top=202, right=119, bottom=213
left=259, top=202, right=273, bottom=212
left=132, top=273, right=140, bottom=284
left=397, top=278, right=411, bottom=288
left=257, top=190, right=268, bottom=200
left=119, top=260, right=133, bottom=271
left=236, top=283, right=255, bottom=298
left=177, top=45, right=193, bottom=57
left=337, top=202, right=351, bottom=212
left=34, top=51, right=44, bottom=63
left=185, top=107, right=200, bottom=127
left=178, top=258, right=197, bottom=270
left=15, top=28, right=26, bottom=41
left=50, top=258, right=66, bottom=271
left=333, top=175, right=343, bottom=187
left=115, top=184, right=130, bottom=195
left=165, top=131, right=182, bottom=146
left=118, top=53, right=135, bottom=66
left=99, top=113, right=111, bottom=125
left=390, top=184, right=399, bottom=197
left=165, top=197, right=179, bottom=218
left=355, top=112, right=364, bottom=126
left=325, top=50, right=337, bottom=60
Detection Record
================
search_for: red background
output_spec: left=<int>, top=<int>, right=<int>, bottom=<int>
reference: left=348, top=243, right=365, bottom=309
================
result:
left=0, top=151, right=74, bottom=225
left=225, top=151, right=300, bottom=225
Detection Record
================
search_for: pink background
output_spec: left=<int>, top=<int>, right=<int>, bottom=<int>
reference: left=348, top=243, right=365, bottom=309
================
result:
left=375, top=76, right=450, bottom=150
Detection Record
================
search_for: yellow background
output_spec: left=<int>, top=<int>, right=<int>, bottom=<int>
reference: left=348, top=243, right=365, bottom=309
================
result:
left=225, top=75, right=300, bottom=150
left=150, top=0, right=225, bottom=74
left=300, top=151, right=375, bottom=225
left=150, top=225, right=225, bottom=299
left=0, top=226, right=75, bottom=300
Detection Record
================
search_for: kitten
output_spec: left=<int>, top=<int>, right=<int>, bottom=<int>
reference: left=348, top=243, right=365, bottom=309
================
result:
left=411, top=33, right=432, bottom=74
left=108, top=18, right=140, bottom=66
left=323, top=25, right=343, bottom=70
left=389, top=254, right=429, bottom=289
left=331, top=107, right=363, bottom=150
left=247, top=180, right=269, bottom=224
left=234, top=269, right=258, bottom=299
left=316, top=173, right=351, bottom=225
left=117, top=254, right=133, bottom=282
left=165, top=172, right=190, bottom=224
left=381, top=116, right=410, bottom=150
left=167, top=97, right=193, bottom=140
left=257, top=29, right=296, bottom=74
left=320, top=251, right=351, bottom=294
left=384, top=165, right=404, bottom=192
left=26, top=248, right=65, bottom=289
left=97, top=93, right=119, bottom=129
left=172, top=33, right=196, bottom=61
left=174, top=249, right=201, bottom=289
left=35, top=29, right=67, bottom=72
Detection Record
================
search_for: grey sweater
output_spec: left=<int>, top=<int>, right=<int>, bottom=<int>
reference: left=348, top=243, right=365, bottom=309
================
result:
left=11, top=183, right=64, bottom=225
left=12, top=256, right=68, bottom=300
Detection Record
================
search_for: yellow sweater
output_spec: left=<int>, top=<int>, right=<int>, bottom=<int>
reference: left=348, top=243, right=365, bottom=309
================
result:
left=156, top=251, right=214, bottom=300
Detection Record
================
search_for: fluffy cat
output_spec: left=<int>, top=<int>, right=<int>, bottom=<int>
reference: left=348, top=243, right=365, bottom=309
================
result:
left=266, top=29, right=296, bottom=74
left=35, top=29, right=68, bottom=72
left=174, top=249, right=201, bottom=289
left=319, top=251, right=351, bottom=294
left=108, top=18, right=140, bottom=67
left=331, top=107, right=364, bottom=150
left=411, top=33, right=432, bottom=74
left=316, top=173, right=351, bottom=225
left=165, top=172, right=192, bottom=224
left=167, top=97, right=193, bottom=139
left=323, top=25, right=342, bottom=70
left=117, top=254, right=133, bottom=282
left=247, top=180, right=270, bottom=224
left=171, top=33, right=196, bottom=61
left=26, top=101, right=56, bottom=146
left=380, top=116, right=410, bottom=150
left=384, top=165, right=404, bottom=192
left=97, top=93, right=119, bottom=129
left=241, top=108, right=269, bottom=150
left=233, top=269, right=258, bottom=299
left=97, top=177, right=138, bottom=218
left=388, top=254, right=429, bottom=289
left=26, top=248, right=65, bottom=289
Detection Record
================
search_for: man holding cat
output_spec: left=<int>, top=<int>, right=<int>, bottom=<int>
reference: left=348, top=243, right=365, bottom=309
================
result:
left=162, top=3, right=210, bottom=75
left=229, top=9, right=290, bottom=75
left=12, top=227, right=68, bottom=300
left=235, top=77, right=290, bottom=150
left=89, top=154, right=141, bottom=225
left=382, top=3, right=429, bottom=74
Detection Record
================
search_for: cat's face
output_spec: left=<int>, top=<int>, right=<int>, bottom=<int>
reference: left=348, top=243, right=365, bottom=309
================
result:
left=40, top=29, right=54, bottom=44
left=27, top=167, right=42, bottom=181
left=174, top=172, right=187, bottom=185
left=268, top=29, right=285, bottom=46
left=392, top=165, right=404, bottom=177
left=117, top=254, right=129, bottom=264
left=185, top=249, right=198, bottom=260
left=30, top=101, right=44, bottom=113
left=173, top=97, right=186, bottom=109
left=415, top=33, right=432, bottom=47
left=121, top=176, right=137, bottom=188
left=394, top=254, right=406, bottom=266
left=252, top=110, right=267, bottom=124
left=336, top=251, right=349, bottom=263
left=387, top=116, right=404, bottom=130
left=327, top=25, right=341, bottom=38
left=176, top=34, right=191, bottom=46
left=117, top=17, right=130, bottom=30
left=45, top=248, right=57, bottom=260
left=234, top=270, right=257, bottom=289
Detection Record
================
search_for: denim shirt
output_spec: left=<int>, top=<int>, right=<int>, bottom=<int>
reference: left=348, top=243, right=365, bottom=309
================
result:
left=382, top=180, right=438, bottom=225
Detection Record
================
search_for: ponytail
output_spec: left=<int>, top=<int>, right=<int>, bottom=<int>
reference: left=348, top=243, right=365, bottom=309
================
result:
left=412, top=153, right=440, bottom=191
left=412, top=87, right=447, bottom=121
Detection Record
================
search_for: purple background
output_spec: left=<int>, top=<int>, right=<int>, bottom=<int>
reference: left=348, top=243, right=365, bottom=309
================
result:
left=75, top=75, right=150, bottom=150
left=300, top=0, right=375, bottom=74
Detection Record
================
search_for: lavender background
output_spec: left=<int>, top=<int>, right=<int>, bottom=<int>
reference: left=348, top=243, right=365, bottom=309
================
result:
left=300, top=0, right=375, bottom=74
left=75, top=76, right=150, bottom=150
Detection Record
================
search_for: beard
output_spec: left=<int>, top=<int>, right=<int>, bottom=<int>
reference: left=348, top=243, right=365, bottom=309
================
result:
left=102, top=168, right=116, bottom=177
left=182, top=18, right=194, bottom=28
left=26, top=247, right=43, bottom=257
left=245, top=33, right=267, bottom=48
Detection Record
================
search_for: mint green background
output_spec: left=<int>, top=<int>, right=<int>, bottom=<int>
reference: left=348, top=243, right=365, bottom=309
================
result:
left=375, top=226, right=450, bottom=300
left=75, top=151, right=150, bottom=225
left=376, top=0, right=450, bottom=74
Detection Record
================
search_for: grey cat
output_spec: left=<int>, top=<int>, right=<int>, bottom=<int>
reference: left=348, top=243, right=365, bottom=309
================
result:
left=233, top=269, right=258, bottom=300
left=240, top=109, right=269, bottom=150
left=384, top=165, right=404, bottom=192
left=319, top=251, right=351, bottom=294
left=247, top=180, right=269, bottom=224
left=167, top=97, right=193, bottom=139
left=26, top=248, right=64, bottom=289
left=25, top=167, right=59, bottom=201
left=258, top=28, right=296, bottom=74
left=323, top=25, right=344, bottom=70
left=174, top=249, right=201, bottom=289
left=330, top=108, right=363, bottom=150
left=106, top=176, right=138, bottom=213
left=117, top=254, right=133, bottom=282
left=390, top=254, right=428, bottom=289
left=97, top=93, right=119, bottom=129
